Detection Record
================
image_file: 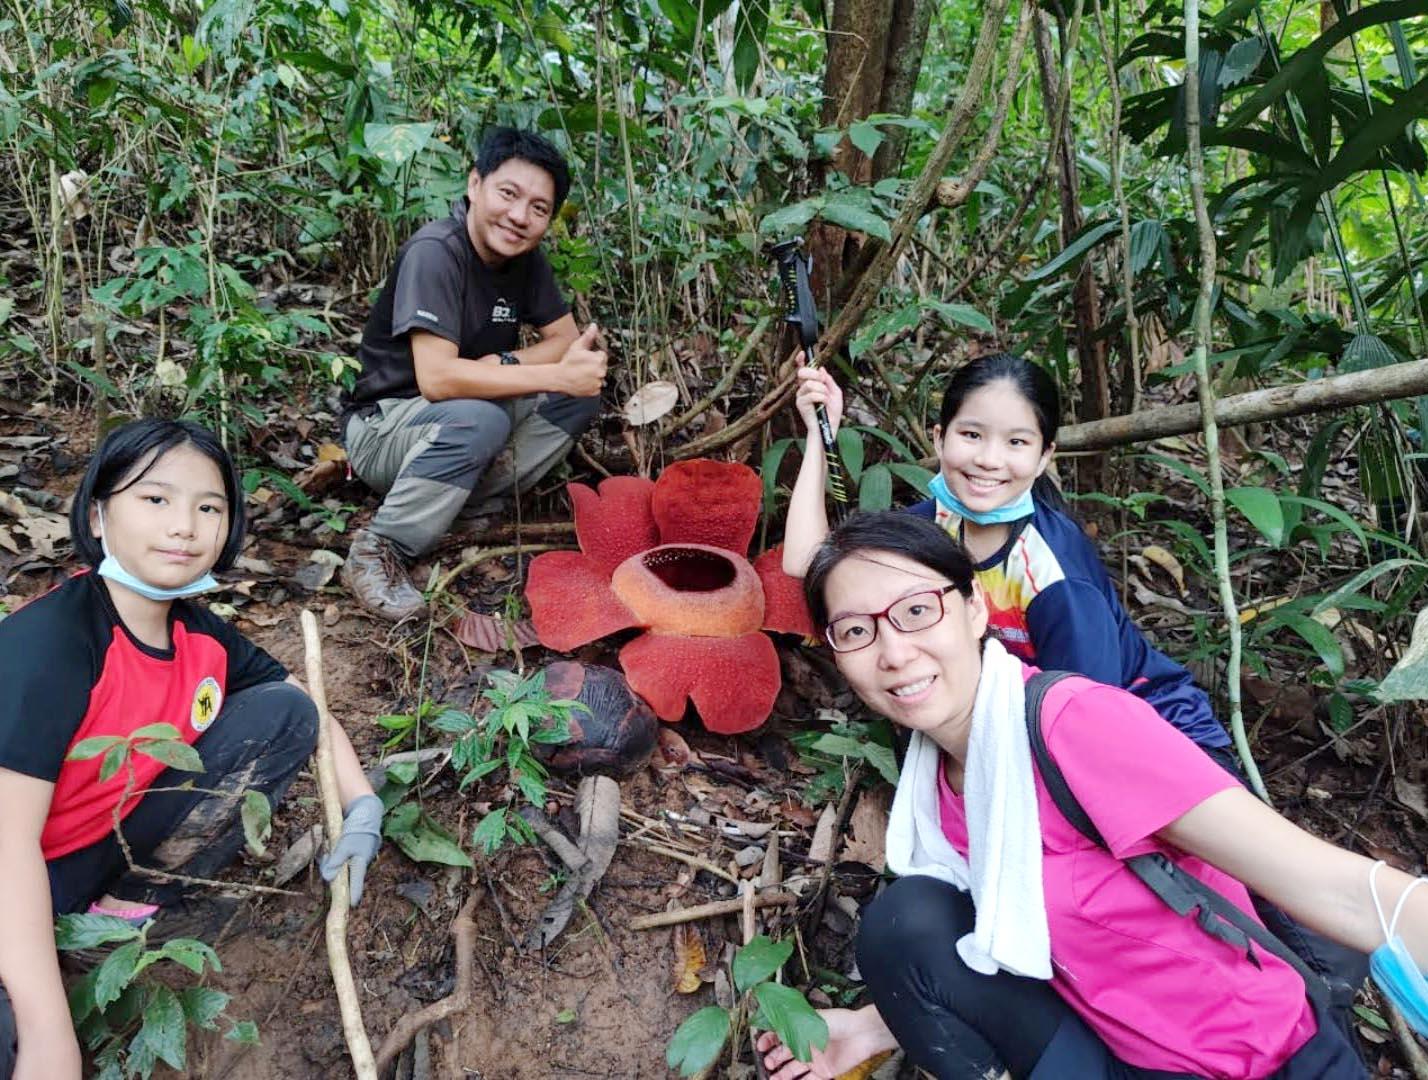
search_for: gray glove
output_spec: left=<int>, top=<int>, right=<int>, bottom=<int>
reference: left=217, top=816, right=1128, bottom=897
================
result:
left=319, top=794, right=383, bottom=906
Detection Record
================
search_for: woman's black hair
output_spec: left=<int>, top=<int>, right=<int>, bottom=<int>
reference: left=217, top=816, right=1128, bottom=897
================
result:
left=475, top=126, right=572, bottom=213
left=803, top=511, right=977, bottom=631
left=936, top=351, right=1067, bottom=510
left=69, top=418, right=246, bottom=572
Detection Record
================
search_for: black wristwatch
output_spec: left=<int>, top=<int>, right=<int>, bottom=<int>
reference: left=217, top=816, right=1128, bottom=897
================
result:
left=499, top=351, right=520, bottom=366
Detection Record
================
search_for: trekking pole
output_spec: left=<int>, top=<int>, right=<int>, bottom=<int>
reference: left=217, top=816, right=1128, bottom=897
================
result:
left=771, top=237, right=849, bottom=520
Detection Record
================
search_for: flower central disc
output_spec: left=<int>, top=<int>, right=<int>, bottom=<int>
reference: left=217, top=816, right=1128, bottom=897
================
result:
left=610, top=542, right=764, bottom=638
left=643, top=547, right=737, bottom=592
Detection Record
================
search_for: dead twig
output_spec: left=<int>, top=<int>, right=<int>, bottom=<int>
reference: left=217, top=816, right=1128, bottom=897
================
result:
left=374, top=891, right=482, bottom=1075
left=301, top=609, right=378, bottom=1080
left=799, top=764, right=865, bottom=943
left=1387, top=1000, right=1428, bottom=1080
left=430, top=543, right=566, bottom=598
left=629, top=891, right=799, bottom=930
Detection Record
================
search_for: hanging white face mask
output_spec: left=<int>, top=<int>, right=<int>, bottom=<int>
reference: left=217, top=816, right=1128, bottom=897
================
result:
left=94, top=503, right=220, bottom=601
left=1368, top=860, right=1428, bottom=1036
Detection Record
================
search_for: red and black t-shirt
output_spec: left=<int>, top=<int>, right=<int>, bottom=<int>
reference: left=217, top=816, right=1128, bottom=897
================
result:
left=0, top=572, right=287, bottom=859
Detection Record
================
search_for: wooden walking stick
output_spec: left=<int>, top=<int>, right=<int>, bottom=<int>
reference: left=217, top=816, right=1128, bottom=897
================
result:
left=301, top=609, right=378, bottom=1080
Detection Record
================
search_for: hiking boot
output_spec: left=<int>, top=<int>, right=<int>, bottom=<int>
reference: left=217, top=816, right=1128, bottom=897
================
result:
left=341, top=528, right=427, bottom=622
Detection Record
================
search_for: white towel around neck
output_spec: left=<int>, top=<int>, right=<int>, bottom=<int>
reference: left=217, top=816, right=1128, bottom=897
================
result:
left=883, top=637, right=1051, bottom=979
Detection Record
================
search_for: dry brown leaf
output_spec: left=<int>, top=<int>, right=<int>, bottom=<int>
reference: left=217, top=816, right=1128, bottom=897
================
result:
left=624, top=381, right=680, bottom=426
left=779, top=799, right=820, bottom=828
left=0, top=490, right=27, bottom=518
left=839, top=787, right=890, bottom=871
left=16, top=512, right=68, bottom=558
left=672, top=921, right=706, bottom=994
left=0, top=524, right=18, bottom=555
left=316, top=441, right=347, bottom=463
left=1140, top=545, right=1186, bottom=595
left=452, top=611, right=537, bottom=652
left=835, top=1050, right=895, bottom=1080
left=295, top=458, right=344, bottom=496
left=807, top=803, right=837, bottom=864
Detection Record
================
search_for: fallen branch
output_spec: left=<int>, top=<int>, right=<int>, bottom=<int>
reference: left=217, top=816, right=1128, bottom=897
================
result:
left=629, top=891, right=799, bottom=931
left=430, top=542, right=565, bottom=598
left=374, top=891, right=481, bottom=1076
left=300, top=609, right=378, bottom=1080
left=1056, top=357, right=1428, bottom=452
left=1386, top=999, right=1428, bottom=1080
left=525, top=775, right=621, bottom=950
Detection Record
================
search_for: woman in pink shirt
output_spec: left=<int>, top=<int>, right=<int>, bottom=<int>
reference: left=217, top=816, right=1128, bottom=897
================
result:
left=758, top=512, right=1419, bottom=1079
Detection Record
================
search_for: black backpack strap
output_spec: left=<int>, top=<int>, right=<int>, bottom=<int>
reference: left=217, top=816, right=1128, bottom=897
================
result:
left=1023, top=671, right=1331, bottom=1009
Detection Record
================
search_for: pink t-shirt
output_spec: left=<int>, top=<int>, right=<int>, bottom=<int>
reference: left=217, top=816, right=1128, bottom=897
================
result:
left=936, top=667, right=1317, bottom=1078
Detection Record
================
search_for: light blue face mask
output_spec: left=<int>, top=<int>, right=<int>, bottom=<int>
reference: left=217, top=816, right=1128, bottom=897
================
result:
left=1369, top=859, right=1428, bottom=1036
left=928, top=473, right=1036, bottom=526
left=95, top=503, right=220, bottom=602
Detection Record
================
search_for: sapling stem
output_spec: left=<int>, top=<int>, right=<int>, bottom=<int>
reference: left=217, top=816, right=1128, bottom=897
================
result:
left=1183, top=0, right=1269, bottom=801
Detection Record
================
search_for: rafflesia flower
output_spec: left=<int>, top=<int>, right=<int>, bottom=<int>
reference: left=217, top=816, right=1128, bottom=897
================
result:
left=525, top=460, right=814, bottom=734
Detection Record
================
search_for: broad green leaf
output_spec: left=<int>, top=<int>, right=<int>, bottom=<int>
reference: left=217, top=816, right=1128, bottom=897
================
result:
left=1278, top=495, right=1367, bottom=554
left=1377, top=608, right=1428, bottom=703
left=137, top=739, right=204, bottom=773
left=760, top=200, right=821, bottom=238
left=862, top=742, right=899, bottom=785
left=471, top=807, right=510, bottom=855
left=141, top=985, right=187, bottom=1070
left=55, top=913, right=143, bottom=951
left=858, top=464, right=893, bottom=511
left=819, top=201, right=891, bottom=243
left=923, top=299, right=994, bottom=334
left=1276, top=615, right=1345, bottom=680
left=1025, top=220, right=1120, bottom=282
left=761, top=439, right=798, bottom=514
left=179, top=987, right=231, bottom=1030
left=129, top=723, right=184, bottom=741
left=666, top=1006, right=729, bottom=1077
left=887, top=462, right=935, bottom=497
left=362, top=122, right=436, bottom=168
left=154, top=937, right=221, bottom=976
left=225, top=1019, right=260, bottom=1044
left=1225, top=487, right=1285, bottom=547
left=753, top=983, right=829, bottom=1064
left=837, top=428, right=864, bottom=484
left=851, top=302, right=921, bottom=359
left=1327, top=692, right=1354, bottom=733
left=1342, top=333, right=1400, bottom=371
left=99, top=742, right=128, bottom=784
left=68, top=735, right=126, bottom=761
left=1128, top=220, right=1165, bottom=275
left=733, top=935, right=793, bottom=992
left=241, top=790, right=272, bottom=857
left=386, top=804, right=473, bottom=867
left=1218, top=36, right=1264, bottom=87
left=848, top=120, right=885, bottom=157
left=94, top=940, right=144, bottom=1010
left=68, top=967, right=100, bottom=1024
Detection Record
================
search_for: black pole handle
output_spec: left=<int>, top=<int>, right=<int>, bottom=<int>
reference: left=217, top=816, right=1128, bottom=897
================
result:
left=771, top=237, right=847, bottom=514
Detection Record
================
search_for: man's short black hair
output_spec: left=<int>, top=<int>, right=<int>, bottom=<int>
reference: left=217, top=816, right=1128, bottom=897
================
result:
left=475, top=127, right=571, bottom=213
left=70, top=418, right=246, bottom=572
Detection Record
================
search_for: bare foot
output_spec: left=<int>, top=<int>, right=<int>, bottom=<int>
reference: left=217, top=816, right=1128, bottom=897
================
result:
left=756, top=1005, right=898, bottom=1080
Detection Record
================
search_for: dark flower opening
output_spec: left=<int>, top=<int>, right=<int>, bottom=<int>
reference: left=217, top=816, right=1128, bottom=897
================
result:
left=643, top=546, right=737, bottom=592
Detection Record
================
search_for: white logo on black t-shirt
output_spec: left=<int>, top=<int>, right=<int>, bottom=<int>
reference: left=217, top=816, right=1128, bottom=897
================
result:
left=491, top=298, right=516, bottom=324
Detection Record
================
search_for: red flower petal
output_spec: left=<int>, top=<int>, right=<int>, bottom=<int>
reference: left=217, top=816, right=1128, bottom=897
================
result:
left=753, top=546, right=815, bottom=638
left=651, top=459, right=762, bottom=555
left=526, top=552, right=640, bottom=651
left=570, top=476, right=659, bottom=576
left=620, top=631, right=781, bottom=735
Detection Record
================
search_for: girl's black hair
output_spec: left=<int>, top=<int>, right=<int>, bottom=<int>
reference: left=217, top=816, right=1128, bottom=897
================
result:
left=803, top=511, right=976, bottom=631
left=936, top=351, right=1067, bottom=510
left=69, top=418, right=245, bottom=572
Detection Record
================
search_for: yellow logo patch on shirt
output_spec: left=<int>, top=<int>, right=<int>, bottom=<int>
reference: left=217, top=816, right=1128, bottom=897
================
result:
left=191, top=676, right=222, bottom=733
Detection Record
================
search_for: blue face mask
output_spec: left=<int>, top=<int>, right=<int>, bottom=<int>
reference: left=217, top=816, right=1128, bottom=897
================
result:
left=94, top=504, right=220, bottom=602
left=928, top=473, right=1036, bottom=526
left=1369, top=860, right=1428, bottom=1037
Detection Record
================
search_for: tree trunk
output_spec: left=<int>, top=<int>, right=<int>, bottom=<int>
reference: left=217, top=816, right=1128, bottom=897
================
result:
left=1034, top=13, right=1110, bottom=430
left=810, top=0, right=931, bottom=304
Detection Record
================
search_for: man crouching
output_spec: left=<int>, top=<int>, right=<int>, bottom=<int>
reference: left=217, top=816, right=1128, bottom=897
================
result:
left=339, top=127, right=606, bottom=621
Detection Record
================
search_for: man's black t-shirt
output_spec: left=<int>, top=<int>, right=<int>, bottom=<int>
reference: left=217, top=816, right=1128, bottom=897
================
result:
left=343, top=198, right=570, bottom=415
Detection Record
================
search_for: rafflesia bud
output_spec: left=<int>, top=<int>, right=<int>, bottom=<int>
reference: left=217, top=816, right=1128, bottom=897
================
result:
left=535, top=662, right=659, bottom=777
